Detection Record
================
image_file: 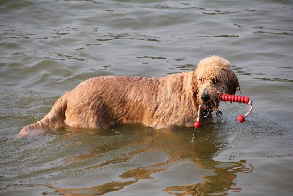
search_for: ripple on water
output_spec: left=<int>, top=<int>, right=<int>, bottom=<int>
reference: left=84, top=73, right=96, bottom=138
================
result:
left=0, top=0, right=32, bottom=10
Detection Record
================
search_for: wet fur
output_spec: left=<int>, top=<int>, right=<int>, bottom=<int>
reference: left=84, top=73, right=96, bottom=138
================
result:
left=18, top=56, right=239, bottom=137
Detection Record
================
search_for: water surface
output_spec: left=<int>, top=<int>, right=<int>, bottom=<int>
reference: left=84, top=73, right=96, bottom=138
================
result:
left=1, top=0, right=293, bottom=195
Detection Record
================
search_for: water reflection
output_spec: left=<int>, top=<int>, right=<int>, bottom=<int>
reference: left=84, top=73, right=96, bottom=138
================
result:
left=43, top=125, right=252, bottom=195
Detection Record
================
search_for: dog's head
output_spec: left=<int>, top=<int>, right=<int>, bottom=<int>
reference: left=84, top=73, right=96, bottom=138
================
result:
left=193, top=56, right=239, bottom=113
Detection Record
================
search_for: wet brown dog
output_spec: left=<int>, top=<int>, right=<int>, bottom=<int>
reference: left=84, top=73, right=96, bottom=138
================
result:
left=18, top=56, right=239, bottom=137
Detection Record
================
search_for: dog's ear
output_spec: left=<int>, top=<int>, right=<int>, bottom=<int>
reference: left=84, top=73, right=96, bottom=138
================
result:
left=225, top=69, right=240, bottom=94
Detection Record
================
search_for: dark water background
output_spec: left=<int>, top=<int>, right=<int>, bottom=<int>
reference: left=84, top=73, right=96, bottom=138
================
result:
left=1, top=0, right=293, bottom=195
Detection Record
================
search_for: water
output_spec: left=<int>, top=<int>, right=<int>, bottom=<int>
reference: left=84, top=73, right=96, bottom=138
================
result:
left=1, top=0, right=293, bottom=195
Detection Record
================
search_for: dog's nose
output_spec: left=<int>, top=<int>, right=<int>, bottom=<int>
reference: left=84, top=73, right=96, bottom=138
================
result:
left=201, top=89, right=210, bottom=102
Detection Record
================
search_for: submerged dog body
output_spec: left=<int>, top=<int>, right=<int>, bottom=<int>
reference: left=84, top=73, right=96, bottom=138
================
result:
left=18, top=56, right=239, bottom=137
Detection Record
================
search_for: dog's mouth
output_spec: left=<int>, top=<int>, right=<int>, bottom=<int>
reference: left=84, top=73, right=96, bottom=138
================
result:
left=199, top=101, right=219, bottom=118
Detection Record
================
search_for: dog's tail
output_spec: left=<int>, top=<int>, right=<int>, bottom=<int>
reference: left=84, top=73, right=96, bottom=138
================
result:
left=17, top=94, right=68, bottom=137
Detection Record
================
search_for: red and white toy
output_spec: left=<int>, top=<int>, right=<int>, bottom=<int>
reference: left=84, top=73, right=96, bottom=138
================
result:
left=194, top=94, right=253, bottom=128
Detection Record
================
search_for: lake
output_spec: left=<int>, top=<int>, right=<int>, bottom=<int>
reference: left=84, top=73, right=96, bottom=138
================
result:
left=1, top=0, right=293, bottom=195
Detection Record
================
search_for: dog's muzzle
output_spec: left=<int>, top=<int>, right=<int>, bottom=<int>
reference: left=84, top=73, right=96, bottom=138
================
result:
left=199, top=88, right=221, bottom=118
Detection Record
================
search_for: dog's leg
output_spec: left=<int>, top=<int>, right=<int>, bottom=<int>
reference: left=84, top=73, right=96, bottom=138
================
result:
left=63, top=96, right=116, bottom=130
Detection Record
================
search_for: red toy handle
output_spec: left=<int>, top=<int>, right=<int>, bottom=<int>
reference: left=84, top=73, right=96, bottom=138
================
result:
left=219, top=93, right=253, bottom=123
left=219, top=94, right=250, bottom=104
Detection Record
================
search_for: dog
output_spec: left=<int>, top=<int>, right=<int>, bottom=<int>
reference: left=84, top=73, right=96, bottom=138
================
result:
left=18, top=56, right=239, bottom=137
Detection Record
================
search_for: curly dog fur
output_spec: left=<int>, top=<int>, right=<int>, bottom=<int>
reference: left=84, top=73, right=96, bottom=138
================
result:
left=18, top=56, right=239, bottom=137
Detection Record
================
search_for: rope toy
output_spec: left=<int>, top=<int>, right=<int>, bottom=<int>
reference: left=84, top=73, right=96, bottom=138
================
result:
left=193, top=94, right=253, bottom=128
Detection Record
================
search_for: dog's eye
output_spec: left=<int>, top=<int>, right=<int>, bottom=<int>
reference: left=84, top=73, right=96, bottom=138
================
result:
left=211, top=78, right=218, bottom=84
